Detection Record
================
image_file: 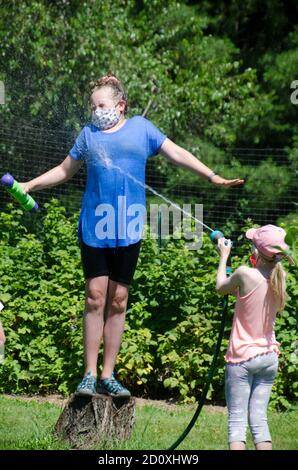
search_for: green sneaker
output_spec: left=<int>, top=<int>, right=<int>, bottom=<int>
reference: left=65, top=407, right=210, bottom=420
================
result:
left=76, top=371, right=97, bottom=397
left=98, top=374, right=131, bottom=398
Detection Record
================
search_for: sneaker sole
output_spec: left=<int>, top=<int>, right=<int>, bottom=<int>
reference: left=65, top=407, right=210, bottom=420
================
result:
left=98, top=389, right=131, bottom=398
left=75, top=389, right=97, bottom=397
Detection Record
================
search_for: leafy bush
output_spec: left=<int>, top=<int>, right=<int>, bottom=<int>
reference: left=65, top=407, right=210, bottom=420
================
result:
left=0, top=201, right=297, bottom=409
left=0, top=202, right=85, bottom=394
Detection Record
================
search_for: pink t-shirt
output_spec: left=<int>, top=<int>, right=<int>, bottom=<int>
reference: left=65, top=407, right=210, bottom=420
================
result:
left=224, top=278, right=280, bottom=363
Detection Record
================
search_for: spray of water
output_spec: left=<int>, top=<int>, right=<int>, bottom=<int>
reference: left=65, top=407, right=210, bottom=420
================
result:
left=89, top=146, right=213, bottom=233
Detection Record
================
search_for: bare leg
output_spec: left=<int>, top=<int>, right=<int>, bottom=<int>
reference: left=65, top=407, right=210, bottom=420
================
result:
left=83, top=276, right=109, bottom=376
left=101, top=279, right=129, bottom=379
left=229, top=441, right=246, bottom=450
left=0, top=321, right=5, bottom=344
left=255, top=441, right=272, bottom=450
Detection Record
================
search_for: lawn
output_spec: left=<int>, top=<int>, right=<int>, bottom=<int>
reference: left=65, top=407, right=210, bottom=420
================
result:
left=0, top=395, right=297, bottom=450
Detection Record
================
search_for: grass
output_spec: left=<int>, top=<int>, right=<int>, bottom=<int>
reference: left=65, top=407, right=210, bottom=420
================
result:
left=0, top=395, right=297, bottom=450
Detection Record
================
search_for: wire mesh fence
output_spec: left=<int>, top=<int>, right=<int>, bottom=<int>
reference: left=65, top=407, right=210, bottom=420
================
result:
left=0, top=124, right=297, bottom=248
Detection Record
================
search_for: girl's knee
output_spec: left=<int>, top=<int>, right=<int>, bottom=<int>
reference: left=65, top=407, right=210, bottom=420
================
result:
left=109, top=294, right=127, bottom=315
left=85, top=288, right=106, bottom=313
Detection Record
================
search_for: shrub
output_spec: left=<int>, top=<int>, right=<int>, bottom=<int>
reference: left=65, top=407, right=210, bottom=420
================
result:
left=0, top=200, right=296, bottom=409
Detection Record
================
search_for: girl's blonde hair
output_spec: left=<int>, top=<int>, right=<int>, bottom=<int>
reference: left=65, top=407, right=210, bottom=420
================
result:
left=259, top=252, right=288, bottom=310
left=89, top=73, right=128, bottom=113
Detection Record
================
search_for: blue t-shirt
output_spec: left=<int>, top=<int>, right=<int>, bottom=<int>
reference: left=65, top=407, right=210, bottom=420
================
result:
left=69, top=116, right=167, bottom=248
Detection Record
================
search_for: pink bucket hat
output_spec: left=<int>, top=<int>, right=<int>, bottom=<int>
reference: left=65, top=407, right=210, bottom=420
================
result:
left=245, top=224, right=289, bottom=258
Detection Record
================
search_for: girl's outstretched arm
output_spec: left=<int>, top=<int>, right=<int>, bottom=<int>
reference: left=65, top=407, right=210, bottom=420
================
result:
left=18, top=156, right=83, bottom=193
left=159, top=138, right=244, bottom=187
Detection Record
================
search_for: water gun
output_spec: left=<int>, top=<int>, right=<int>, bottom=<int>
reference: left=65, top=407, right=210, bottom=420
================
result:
left=1, top=173, right=38, bottom=212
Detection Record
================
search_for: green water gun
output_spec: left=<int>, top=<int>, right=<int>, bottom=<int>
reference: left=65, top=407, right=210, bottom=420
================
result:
left=1, top=173, right=38, bottom=212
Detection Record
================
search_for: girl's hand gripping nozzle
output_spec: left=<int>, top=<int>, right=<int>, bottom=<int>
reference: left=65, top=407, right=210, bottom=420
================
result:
left=210, top=229, right=233, bottom=275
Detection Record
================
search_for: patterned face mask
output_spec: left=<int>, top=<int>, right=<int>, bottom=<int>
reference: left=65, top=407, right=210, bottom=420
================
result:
left=91, top=106, right=121, bottom=130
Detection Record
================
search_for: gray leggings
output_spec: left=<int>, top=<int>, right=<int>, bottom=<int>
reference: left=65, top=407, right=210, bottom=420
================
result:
left=225, top=351, right=278, bottom=444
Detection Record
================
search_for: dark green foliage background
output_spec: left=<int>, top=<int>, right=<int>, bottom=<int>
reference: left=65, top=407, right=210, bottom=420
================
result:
left=0, top=0, right=297, bottom=150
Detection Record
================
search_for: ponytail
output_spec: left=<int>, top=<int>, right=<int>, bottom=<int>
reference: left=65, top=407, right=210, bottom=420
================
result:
left=270, top=261, right=288, bottom=311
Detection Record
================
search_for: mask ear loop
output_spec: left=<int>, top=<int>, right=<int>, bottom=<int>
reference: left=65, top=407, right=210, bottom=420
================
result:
left=116, top=99, right=126, bottom=117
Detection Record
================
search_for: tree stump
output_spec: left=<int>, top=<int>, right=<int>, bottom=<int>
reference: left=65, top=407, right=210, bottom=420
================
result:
left=54, top=393, right=136, bottom=448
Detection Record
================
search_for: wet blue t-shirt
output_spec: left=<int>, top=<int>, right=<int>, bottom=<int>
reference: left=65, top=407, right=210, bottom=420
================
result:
left=69, top=116, right=167, bottom=248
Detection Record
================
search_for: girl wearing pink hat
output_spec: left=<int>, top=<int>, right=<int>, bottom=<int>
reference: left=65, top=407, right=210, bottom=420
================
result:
left=216, top=224, right=292, bottom=450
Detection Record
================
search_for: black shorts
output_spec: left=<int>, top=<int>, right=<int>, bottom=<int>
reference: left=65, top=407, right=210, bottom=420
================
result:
left=80, top=240, right=142, bottom=285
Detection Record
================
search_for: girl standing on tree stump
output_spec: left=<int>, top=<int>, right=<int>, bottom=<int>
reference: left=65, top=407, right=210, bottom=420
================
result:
left=20, top=74, right=244, bottom=397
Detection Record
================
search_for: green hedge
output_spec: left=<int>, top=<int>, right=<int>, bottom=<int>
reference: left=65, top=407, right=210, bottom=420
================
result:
left=0, top=200, right=297, bottom=409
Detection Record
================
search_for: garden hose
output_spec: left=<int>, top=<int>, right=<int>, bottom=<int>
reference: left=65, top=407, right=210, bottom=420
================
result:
left=167, top=229, right=232, bottom=450
left=167, top=294, right=229, bottom=450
